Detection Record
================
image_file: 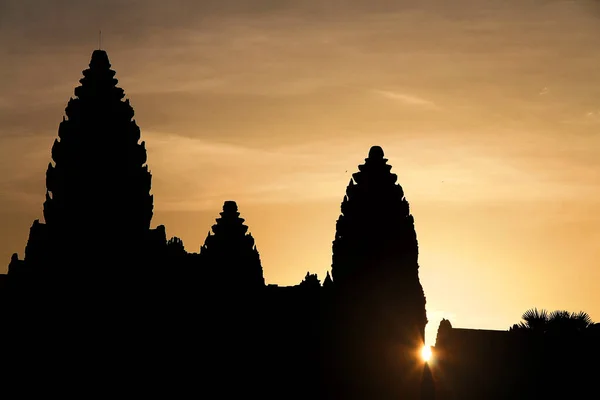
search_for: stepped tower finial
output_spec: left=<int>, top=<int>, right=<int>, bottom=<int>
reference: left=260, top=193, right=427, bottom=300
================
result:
left=200, top=201, right=265, bottom=289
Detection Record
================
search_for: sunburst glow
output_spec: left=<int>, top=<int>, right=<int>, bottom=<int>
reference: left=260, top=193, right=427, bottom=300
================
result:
left=421, top=345, right=432, bottom=362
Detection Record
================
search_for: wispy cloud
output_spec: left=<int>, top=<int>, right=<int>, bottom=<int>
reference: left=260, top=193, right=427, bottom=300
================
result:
left=139, top=129, right=600, bottom=213
left=143, top=131, right=348, bottom=211
left=0, top=135, right=50, bottom=211
left=374, top=90, right=439, bottom=109
left=3, top=125, right=599, bottom=217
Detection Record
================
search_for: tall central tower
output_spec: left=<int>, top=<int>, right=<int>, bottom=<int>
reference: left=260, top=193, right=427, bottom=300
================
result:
left=9, top=49, right=156, bottom=281
left=332, top=146, right=426, bottom=331
left=329, top=146, right=428, bottom=398
left=5, top=50, right=161, bottom=356
left=44, top=50, right=153, bottom=249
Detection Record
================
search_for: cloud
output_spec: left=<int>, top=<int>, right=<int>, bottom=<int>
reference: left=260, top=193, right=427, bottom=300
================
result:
left=0, top=135, right=50, bottom=211
left=137, top=128, right=600, bottom=214
left=374, top=89, right=438, bottom=109
left=1, top=1, right=600, bottom=212
left=143, top=131, right=348, bottom=211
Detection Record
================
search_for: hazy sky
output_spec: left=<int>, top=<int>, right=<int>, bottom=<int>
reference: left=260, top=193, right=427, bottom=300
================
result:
left=2, top=0, right=600, bottom=345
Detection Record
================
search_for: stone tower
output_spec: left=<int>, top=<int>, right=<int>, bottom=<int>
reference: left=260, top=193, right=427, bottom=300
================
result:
left=9, top=50, right=157, bottom=281
left=329, top=146, right=428, bottom=398
left=200, top=201, right=265, bottom=290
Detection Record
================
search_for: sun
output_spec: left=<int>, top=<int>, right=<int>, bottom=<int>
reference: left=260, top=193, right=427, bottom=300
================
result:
left=421, top=345, right=432, bottom=362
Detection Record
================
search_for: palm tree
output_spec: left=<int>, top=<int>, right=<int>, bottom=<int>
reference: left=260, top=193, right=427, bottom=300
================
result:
left=514, top=308, right=549, bottom=333
left=511, top=308, right=594, bottom=334
left=547, top=310, right=592, bottom=334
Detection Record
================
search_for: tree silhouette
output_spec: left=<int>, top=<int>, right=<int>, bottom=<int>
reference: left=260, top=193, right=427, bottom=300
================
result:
left=510, top=308, right=594, bottom=334
left=200, top=201, right=265, bottom=290
left=547, top=310, right=593, bottom=334
left=508, top=308, right=598, bottom=397
left=512, top=308, right=549, bottom=333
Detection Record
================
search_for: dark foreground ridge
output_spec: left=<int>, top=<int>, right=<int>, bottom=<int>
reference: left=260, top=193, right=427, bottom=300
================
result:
left=1, top=50, right=599, bottom=399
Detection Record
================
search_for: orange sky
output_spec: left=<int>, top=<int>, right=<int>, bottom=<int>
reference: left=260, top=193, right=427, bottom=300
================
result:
left=1, top=0, right=600, bottom=345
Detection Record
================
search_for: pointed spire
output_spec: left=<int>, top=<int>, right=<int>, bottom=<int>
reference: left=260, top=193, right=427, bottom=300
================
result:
left=332, top=145, right=417, bottom=285
left=323, top=271, right=333, bottom=289
left=300, top=272, right=321, bottom=288
left=41, top=49, right=154, bottom=260
left=331, top=145, right=427, bottom=342
left=201, top=201, right=265, bottom=289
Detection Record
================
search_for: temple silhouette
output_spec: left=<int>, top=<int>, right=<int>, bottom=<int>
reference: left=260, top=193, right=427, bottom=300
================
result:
left=1, top=50, right=599, bottom=399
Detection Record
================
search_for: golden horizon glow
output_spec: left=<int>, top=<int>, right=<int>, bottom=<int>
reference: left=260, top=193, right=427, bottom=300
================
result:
left=421, top=345, right=432, bottom=363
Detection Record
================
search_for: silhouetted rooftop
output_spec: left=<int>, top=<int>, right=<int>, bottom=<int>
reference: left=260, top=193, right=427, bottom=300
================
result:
left=437, top=327, right=516, bottom=349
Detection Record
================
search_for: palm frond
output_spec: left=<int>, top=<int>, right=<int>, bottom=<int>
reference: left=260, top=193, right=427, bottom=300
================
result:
left=522, top=308, right=548, bottom=322
left=549, top=310, right=570, bottom=321
left=520, top=308, right=548, bottom=331
left=570, top=311, right=593, bottom=327
left=515, top=308, right=594, bottom=333
left=547, top=309, right=593, bottom=333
